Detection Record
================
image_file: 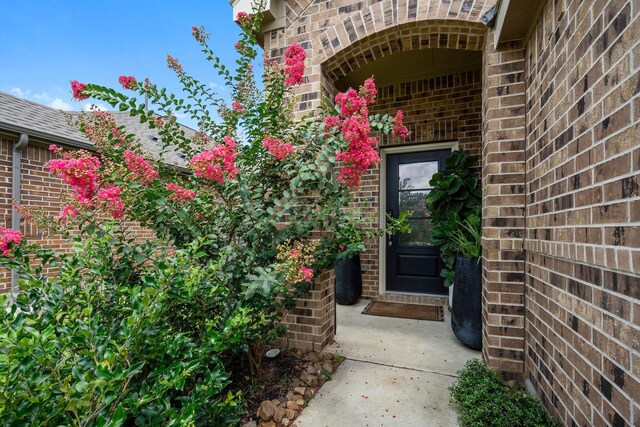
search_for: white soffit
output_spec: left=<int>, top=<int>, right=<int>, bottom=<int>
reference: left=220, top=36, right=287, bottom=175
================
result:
left=494, top=0, right=547, bottom=46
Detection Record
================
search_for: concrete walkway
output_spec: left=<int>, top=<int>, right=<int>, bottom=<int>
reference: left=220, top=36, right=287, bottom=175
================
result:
left=294, top=299, right=480, bottom=427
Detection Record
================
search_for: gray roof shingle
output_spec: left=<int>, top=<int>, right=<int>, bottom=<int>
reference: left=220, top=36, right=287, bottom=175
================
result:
left=0, top=91, right=190, bottom=167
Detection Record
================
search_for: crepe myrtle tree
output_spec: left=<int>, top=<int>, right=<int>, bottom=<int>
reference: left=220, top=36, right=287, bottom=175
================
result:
left=5, top=6, right=410, bottom=387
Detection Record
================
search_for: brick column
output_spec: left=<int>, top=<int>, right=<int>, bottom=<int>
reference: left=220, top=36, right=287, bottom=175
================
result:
left=481, top=30, right=527, bottom=380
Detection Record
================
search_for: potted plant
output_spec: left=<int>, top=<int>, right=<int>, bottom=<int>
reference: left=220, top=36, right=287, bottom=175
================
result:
left=426, top=150, right=481, bottom=299
left=450, top=211, right=482, bottom=350
left=332, top=211, right=411, bottom=305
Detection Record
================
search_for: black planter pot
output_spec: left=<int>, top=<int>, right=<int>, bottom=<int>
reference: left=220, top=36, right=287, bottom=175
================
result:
left=335, top=254, right=362, bottom=305
left=451, top=255, right=482, bottom=350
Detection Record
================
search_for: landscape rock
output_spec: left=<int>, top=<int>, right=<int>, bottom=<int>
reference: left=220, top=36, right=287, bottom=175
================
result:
left=293, top=386, right=306, bottom=396
left=274, top=407, right=287, bottom=423
left=285, top=409, right=296, bottom=419
left=286, top=400, right=300, bottom=411
left=281, top=419, right=290, bottom=426
left=322, top=352, right=335, bottom=361
left=257, top=400, right=276, bottom=421
left=243, top=421, right=257, bottom=427
left=307, top=352, right=321, bottom=363
left=301, top=372, right=319, bottom=387
left=259, top=422, right=276, bottom=427
left=304, top=388, right=315, bottom=399
left=322, top=362, right=334, bottom=374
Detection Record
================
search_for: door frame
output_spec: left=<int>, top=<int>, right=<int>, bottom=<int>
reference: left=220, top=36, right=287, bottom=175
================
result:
left=378, top=141, right=459, bottom=296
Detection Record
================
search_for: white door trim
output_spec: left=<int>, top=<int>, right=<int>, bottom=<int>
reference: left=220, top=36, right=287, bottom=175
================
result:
left=378, top=141, right=459, bottom=296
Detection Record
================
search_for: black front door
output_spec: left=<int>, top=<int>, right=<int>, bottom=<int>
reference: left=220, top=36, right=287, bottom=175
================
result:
left=385, top=149, right=450, bottom=295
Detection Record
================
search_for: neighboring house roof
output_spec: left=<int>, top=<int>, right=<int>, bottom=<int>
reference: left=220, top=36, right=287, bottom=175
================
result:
left=0, top=91, right=190, bottom=167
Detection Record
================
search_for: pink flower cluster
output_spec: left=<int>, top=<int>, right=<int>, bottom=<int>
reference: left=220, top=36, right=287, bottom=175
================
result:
left=49, top=144, right=63, bottom=153
left=263, top=137, right=294, bottom=161
left=167, top=54, right=183, bottom=74
left=123, top=150, right=158, bottom=185
left=118, top=75, right=137, bottom=90
left=192, top=25, right=209, bottom=43
left=46, top=151, right=101, bottom=205
left=391, top=110, right=409, bottom=138
left=56, top=205, right=79, bottom=222
left=96, top=186, right=125, bottom=219
left=236, top=12, right=252, bottom=26
left=299, top=266, right=314, bottom=283
left=166, top=183, right=196, bottom=202
left=71, top=80, right=89, bottom=101
left=190, top=136, right=238, bottom=183
left=331, top=78, right=381, bottom=188
left=232, top=101, right=245, bottom=113
left=0, top=227, right=23, bottom=257
left=284, top=43, right=306, bottom=86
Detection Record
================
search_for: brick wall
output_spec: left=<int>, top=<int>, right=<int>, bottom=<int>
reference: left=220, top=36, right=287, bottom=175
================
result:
left=524, top=0, right=640, bottom=425
left=0, top=135, right=156, bottom=293
left=481, top=31, right=528, bottom=380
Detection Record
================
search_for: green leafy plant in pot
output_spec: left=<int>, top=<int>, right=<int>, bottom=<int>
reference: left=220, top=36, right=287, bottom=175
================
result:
left=331, top=210, right=412, bottom=305
left=426, top=150, right=481, bottom=287
left=426, top=150, right=482, bottom=350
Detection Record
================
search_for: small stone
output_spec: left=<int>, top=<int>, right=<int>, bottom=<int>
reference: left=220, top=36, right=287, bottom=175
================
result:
left=278, top=397, right=288, bottom=404
left=259, top=422, right=276, bottom=427
left=307, top=352, right=321, bottom=363
left=285, top=409, right=296, bottom=419
left=291, top=378, right=301, bottom=388
left=286, top=391, right=303, bottom=401
left=323, top=352, right=335, bottom=361
left=243, top=421, right=257, bottom=427
left=304, top=388, right=315, bottom=399
left=322, top=362, right=334, bottom=374
left=257, top=400, right=276, bottom=421
left=274, top=407, right=288, bottom=423
left=286, top=400, right=300, bottom=411
left=301, top=372, right=319, bottom=387
left=293, top=386, right=306, bottom=396
left=313, top=362, right=323, bottom=371
left=281, top=419, right=290, bottom=426
left=295, top=399, right=305, bottom=407
left=271, top=399, right=281, bottom=407
left=506, top=380, right=517, bottom=388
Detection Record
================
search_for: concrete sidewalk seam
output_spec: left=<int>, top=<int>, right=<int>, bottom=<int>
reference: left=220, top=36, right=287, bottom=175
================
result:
left=340, top=356, right=460, bottom=379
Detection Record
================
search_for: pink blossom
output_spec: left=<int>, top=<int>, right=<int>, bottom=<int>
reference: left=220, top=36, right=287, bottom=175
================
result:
left=96, top=186, right=125, bottom=219
left=284, top=43, right=306, bottom=86
left=299, top=266, right=314, bottom=283
left=155, top=118, right=164, bottom=126
left=324, top=115, right=341, bottom=132
left=190, top=136, right=238, bottom=183
left=192, top=25, right=208, bottom=43
left=0, top=227, right=22, bottom=257
left=236, top=12, right=252, bottom=26
left=118, top=75, right=137, bottom=90
left=335, top=89, right=368, bottom=117
left=359, top=78, right=377, bottom=105
left=70, top=80, right=89, bottom=101
left=49, top=145, right=63, bottom=153
left=166, top=54, right=183, bottom=73
left=234, top=41, right=244, bottom=52
left=46, top=151, right=101, bottom=205
left=166, top=183, right=196, bottom=202
left=263, top=137, right=294, bottom=161
left=232, top=101, right=245, bottom=113
left=391, top=110, right=409, bottom=138
left=55, top=205, right=79, bottom=222
left=123, top=150, right=158, bottom=185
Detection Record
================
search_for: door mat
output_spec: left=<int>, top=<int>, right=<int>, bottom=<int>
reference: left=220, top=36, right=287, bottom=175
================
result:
left=362, top=301, right=444, bottom=322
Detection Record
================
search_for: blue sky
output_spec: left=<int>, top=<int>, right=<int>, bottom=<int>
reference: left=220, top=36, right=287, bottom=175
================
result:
left=0, top=1, right=248, bottom=127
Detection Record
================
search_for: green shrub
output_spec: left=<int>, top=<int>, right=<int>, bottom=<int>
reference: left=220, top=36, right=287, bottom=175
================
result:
left=0, top=224, right=244, bottom=426
left=450, top=359, right=560, bottom=427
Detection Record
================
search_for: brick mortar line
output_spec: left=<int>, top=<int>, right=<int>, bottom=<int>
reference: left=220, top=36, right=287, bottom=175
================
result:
left=524, top=302, right=636, bottom=424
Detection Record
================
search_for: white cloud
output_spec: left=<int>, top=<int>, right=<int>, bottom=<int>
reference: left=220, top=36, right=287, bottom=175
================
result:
left=208, top=81, right=227, bottom=93
left=33, top=92, right=52, bottom=101
left=10, top=87, right=28, bottom=98
left=83, top=103, right=108, bottom=112
left=49, top=98, right=73, bottom=111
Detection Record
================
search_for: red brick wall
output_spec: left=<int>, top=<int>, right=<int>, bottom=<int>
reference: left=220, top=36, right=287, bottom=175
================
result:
left=524, top=0, right=640, bottom=426
left=0, top=136, right=156, bottom=293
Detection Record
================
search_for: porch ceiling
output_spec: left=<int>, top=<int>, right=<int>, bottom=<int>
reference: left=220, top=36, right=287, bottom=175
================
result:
left=335, top=48, right=482, bottom=91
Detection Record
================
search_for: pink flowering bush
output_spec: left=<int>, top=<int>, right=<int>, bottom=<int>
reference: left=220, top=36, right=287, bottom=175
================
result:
left=0, top=227, right=22, bottom=256
left=1, top=5, right=410, bottom=425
